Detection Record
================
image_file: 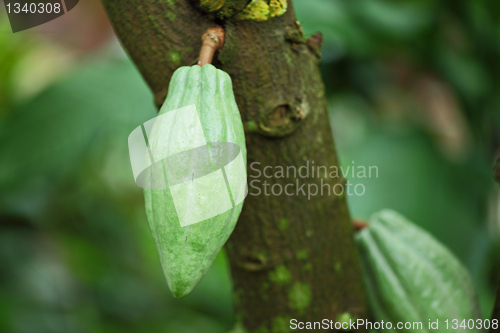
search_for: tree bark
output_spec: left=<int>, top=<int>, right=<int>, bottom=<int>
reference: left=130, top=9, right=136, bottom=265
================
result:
left=102, top=0, right=367, bottom=331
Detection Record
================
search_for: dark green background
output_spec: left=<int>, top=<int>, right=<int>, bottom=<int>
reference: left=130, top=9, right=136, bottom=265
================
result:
left=0, top=0, right=499, bottom=331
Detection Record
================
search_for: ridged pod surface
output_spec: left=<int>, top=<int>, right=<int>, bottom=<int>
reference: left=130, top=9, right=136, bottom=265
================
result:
left=356, top=210, right=481, bottom=333
left=144, top=65, right=246, bottom=298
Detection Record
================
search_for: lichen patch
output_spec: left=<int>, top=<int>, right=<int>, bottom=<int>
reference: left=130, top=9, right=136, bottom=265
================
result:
left=269, top=265, right=292, bottom=285
left=288, top=282, right=312, bottom=312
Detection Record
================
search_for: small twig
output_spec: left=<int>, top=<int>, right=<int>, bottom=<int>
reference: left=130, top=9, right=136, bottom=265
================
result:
left=198, top=25, right=225, bottom=67
left=352, top=219, right=368, bottom=231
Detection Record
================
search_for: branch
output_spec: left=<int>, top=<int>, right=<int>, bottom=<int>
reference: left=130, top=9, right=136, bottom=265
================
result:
left=102, top=1, right=368, bottom=331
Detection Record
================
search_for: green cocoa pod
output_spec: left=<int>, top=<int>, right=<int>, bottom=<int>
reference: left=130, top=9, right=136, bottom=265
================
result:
left=356, top=210, right=481, bottom=333
left=144, top=64, right=247, bottom=298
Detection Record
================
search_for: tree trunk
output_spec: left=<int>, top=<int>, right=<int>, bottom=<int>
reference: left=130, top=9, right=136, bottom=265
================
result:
left=102, top=0, right=367, bottom=331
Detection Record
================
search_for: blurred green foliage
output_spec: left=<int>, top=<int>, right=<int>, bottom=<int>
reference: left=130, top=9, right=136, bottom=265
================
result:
left=0, top=19, right=31, bottom=117
left=1, top=0, right=500, bottom=332
left=0, top=60, right=233, bottom=332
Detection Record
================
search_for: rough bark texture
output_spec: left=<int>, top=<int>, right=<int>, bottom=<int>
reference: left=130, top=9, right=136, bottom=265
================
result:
left=102, top=0, right=367, bottom=331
